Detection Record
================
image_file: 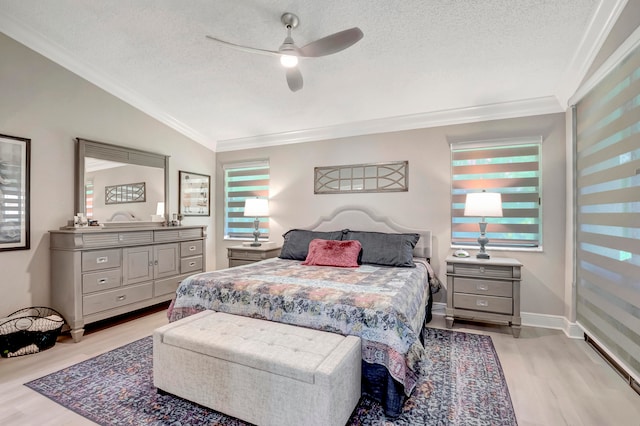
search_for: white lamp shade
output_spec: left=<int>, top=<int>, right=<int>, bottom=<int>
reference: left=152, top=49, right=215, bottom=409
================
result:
left=156, top=202, right=165, bottom=216
left=243, top=198, right=269, bottom=217
left=464, top=192, right=503, bottom=217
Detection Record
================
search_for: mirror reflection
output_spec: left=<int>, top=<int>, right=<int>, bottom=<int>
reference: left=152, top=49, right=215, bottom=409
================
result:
left=85, top=158, right=164, bottom=223
left=76, top=138, right=169, bottom=225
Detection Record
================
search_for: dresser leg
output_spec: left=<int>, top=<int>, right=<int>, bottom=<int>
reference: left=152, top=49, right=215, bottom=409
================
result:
left=512, top=325, right=521, bottom=338
left=70, top=328, right=85, bottom=343
left=445, top=317, right=454, bottom=329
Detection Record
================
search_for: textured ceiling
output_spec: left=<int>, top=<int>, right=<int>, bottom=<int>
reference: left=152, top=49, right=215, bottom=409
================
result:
left=0, top=1, right=623, bottom=151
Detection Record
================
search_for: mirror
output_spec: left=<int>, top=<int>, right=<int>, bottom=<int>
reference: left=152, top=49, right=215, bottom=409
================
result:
left=76, top=138, right=169, bottom=224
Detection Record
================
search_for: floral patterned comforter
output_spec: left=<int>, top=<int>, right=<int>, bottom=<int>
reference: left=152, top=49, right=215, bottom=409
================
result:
left=167, top=257, right=434, bottom=395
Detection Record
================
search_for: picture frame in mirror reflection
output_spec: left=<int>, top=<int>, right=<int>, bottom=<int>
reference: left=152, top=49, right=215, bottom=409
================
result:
left=0, top=133, right=30, bottom=251
left=179, top=170, right=210, bottom=216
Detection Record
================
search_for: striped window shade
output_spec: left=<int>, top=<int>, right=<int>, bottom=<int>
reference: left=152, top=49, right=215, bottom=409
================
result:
left=224, top=161, right=270, bottom=239
left=451, top=139, right=542, bottom=248
left=575, top=41, right=640, bottom=384
left=85, top=179, right=94, bottom=218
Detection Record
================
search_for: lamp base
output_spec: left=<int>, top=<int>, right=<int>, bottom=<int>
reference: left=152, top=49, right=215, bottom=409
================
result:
left=249, top=242, right=262, bottom=247
left=476, top=252, right=490, bottom=259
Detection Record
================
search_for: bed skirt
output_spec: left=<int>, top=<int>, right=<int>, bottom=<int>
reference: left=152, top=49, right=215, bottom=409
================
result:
left=363, top=288, right=433, bottom=417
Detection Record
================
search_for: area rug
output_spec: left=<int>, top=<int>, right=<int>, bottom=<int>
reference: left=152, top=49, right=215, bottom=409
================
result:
left=25, top=328, right=517, bottom=425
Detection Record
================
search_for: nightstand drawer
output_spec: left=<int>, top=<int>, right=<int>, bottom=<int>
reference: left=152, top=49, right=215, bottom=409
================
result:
left=454, top=293, right=513, bottom=315
left=229, top=249, right=269, bottom=260
left=454, top=277, right=513, bottom=297
left=452, top=263, right=515, bottom=279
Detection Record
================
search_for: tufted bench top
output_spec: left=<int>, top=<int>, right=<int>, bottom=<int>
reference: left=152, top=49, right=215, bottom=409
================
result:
left=160, top=310, right=348, bottom=384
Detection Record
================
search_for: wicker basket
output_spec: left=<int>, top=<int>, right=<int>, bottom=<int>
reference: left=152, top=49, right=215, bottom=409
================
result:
left=0, top=307, right=65, bottom=358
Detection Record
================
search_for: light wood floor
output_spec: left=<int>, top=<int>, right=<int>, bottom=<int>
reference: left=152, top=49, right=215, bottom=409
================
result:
left=0, top=305, right=638, bottom=426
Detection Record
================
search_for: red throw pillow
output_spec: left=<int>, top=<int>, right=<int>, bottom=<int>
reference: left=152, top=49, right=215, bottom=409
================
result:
left=302, top=239, right=362, bottom=267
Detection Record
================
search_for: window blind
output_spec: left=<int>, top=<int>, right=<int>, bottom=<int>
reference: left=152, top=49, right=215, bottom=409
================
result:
left=451, top=139, right=542, bottom=248
left=575, top=41, right=640, bottom=383
left=224, top=161, right=270, bottom=239
left=85, top=179, right=94, bottom=218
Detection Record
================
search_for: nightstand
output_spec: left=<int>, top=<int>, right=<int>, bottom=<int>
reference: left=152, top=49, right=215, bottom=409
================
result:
left=227, top=244, right=281, bottom=267
left=445, top=255, right=523, bottom=337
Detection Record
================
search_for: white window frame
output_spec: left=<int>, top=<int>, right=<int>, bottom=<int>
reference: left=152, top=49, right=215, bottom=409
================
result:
left=223, top=160, right=270, bottom=241
left=450, top=137, right=543, bottom=251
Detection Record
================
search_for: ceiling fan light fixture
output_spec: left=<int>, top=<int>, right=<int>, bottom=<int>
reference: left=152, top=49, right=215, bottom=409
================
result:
left=280, top=54, right=298, bottom=68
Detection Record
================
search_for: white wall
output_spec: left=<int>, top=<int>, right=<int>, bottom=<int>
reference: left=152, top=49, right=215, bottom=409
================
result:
left=216, top=113, right=567, bottom=316
left=0, top=33, right=216, bottom=316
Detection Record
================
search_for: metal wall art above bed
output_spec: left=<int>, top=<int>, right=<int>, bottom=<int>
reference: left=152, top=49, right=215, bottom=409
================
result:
left=105, top=182, right=146, bottom=204
left=314, top=161, right=408, bottom=194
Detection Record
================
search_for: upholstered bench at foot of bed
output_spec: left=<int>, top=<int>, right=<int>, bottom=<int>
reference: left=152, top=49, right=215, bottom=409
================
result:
left=153, top=310, right=362, bottom=426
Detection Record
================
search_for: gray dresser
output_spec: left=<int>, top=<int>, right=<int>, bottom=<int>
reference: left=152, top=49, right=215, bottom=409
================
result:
left=49, top=225, right=206, bottom=341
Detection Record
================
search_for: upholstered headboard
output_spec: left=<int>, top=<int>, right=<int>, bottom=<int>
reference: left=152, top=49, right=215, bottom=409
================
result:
left=305, top=206, right=432, bottom=259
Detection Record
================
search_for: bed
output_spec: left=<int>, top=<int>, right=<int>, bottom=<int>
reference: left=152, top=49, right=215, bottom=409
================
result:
left=167, top=207, right=441, bottom=417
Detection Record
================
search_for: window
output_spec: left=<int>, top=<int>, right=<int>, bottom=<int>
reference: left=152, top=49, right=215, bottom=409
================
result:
left=223, top=161, right=270, bottom=239
left=451, top=138, right=542, bottom=248
left=85, top=178, right=94, bottom=218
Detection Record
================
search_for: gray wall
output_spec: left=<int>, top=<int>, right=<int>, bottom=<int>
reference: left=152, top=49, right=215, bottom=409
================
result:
left=0, top=33, right=216, bottom=316
left=216, top=113, right=567, bottom=316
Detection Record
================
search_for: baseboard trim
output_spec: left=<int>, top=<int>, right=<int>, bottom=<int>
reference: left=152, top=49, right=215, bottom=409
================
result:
left=431, top=304, right=584, bottom=339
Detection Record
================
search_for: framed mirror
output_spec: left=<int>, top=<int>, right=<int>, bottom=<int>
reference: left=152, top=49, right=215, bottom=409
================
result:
left=76, top=138, right=169, bottom=225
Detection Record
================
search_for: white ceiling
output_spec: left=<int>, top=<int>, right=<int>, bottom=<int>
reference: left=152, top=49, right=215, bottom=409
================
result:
left=0, top=1, right=625, bottom=152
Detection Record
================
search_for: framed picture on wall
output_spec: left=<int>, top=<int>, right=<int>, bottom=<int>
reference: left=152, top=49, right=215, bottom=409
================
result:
left=179, top=170, right=210, bottom=216
left=0, top=133, right=30, bottom=251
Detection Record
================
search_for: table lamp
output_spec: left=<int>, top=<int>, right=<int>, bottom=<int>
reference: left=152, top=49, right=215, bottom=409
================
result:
left=243, top=198, right=269, bottom=246
left=464, top=191, right=503, bottom=259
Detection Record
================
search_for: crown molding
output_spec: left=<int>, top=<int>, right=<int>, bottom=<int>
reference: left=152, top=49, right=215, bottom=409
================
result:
left=216, top=96, right=563, bottom=152
left=0, top=12, right=215, bottom=150
left=556, top=0, right=628, bottom=107
left=570, top=12, right=640, bottom=105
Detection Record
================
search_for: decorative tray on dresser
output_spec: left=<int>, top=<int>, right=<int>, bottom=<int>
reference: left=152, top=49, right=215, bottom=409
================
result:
left=49, top=225, right=206, bottom=341
left=445, top=255, right=523, bottom=337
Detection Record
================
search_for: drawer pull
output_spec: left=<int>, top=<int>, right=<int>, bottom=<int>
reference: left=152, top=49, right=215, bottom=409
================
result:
left=189, top=246, right=196, bottom=251
left=98, top=278, right=108, bottom=285
left=476, top=284, right=489, bottom=291
left=479, top=267, right=485, bottom=273
left=117, top=295, right=126, bottom=301
left=96, top=256, right=108, bottom=264
left=189, top=261, right=196, bottom=267
left=476, top=299, right=489, bottom=307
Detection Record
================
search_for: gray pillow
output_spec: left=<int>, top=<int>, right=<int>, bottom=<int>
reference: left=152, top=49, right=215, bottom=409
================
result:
left=279, top=229, right=345, bottom=260
left=344, top=230, right=419, bottom=267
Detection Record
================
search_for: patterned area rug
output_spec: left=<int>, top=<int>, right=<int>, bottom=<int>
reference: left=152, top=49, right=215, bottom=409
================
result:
left=25, top=328, right=517, bottom=425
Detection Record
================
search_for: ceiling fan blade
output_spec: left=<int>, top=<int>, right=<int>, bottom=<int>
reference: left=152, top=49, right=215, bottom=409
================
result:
left=298, top=27, right=363, bottom=57
left=286, top=67, right=303, bottom=92
left=205, top=35, right=280, bottom=57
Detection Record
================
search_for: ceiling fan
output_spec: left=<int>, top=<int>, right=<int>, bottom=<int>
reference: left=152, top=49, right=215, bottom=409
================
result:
left=206, top=12, right=363, bottom=92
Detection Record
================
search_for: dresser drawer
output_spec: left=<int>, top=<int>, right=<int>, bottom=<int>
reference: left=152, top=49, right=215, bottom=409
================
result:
left=454, top=293, right=513, bottom=315
left=454, top=277, right=513, bottom=298
left=181, top=256, right=203, bottom=274
left=82, top=249, right=121, bottom=272
left=155, top=228, right=203, bottom=242
left=452, top=263, right=515, bottom=279
left=82, top=268, right=121, bottom=294
left=154, top=273, right=193, bottom=297
left=180, top=240, right=203, bottom=257
left=83, top=282, right=153, bottom=315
